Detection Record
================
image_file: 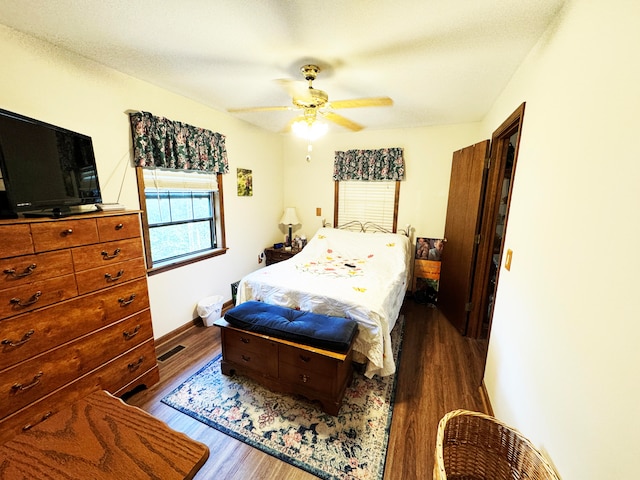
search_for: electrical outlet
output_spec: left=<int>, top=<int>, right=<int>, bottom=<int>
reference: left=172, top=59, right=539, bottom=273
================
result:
left=316, top=207, right=322, bottom=216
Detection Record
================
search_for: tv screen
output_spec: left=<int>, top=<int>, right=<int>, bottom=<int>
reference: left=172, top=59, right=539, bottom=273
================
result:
left=0, top=108, right=102, bottom=218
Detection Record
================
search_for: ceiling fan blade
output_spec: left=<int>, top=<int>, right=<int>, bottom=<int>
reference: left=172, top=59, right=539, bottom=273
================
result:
left=320, top=111, right=364, bottom=132
left=275, top=79, right=314, bottom=102
left=329, top=97, right=393, bottom=109
left=227, top=105, right=294, bottom=113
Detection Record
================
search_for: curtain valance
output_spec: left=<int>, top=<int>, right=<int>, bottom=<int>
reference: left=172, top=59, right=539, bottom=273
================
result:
left=333, top=148, right=405, bottom=181
left=129, top=111, right=229, bottom=174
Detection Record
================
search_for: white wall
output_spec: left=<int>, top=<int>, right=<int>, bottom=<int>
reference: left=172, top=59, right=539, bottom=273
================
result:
left=282, top=124, right=482, bottom=240
left=482, top=1, right=640, bottom=478
left=0, top=25, right=284, bottom=338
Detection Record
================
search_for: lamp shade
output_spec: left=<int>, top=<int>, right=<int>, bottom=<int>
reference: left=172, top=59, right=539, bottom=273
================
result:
left=279, top=207, right=300, bottom=226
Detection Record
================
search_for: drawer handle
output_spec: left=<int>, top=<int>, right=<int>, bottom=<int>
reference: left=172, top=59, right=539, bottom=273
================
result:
left=22, top=411, right=52, bottom=432
left=4, top=263, right=37, bottom=278
left=300, top=374, right=310, bottom=383
left=241, top=354, right=251, bottom=362
left=101, top=248, right=121, bottom=260
left=62, top=228, right=73, bottom=236
left=128, top=356, right=144, bottom=372
left=118, top=294, right=137, bottom=306
left=240, top=337, right=250, bottom=344
left=105, top=269, right=125, bottom=282
left=2, top=329, right=35, bottom=348
left=299, top=355, right=311, bottom=363
left=12, top=371, right=43, bottom=392
left=123, top=324, right=141, bottom=340
left=10, top=291, right=42, bottom=307
left=115, top=223, right=124, bottom=230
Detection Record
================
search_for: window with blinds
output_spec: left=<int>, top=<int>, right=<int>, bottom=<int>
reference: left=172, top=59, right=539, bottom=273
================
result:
left=336, top=180, right=399, bottom=232
left=137, top=167, right=226, bottom=271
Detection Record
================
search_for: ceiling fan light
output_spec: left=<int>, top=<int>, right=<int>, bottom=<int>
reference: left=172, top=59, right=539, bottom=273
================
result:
left=292, top=119, right=328, bottom=141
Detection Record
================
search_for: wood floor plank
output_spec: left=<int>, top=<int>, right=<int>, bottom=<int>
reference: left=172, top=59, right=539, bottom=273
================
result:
left=126, top=298, right=486, bottom=479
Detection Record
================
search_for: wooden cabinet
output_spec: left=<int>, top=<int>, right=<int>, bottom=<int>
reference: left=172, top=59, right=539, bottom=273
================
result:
left=214, top=318, right=354, bottom=416
left=0, top=212, right=158, bottom=443
left=264, top=247, right=300, bottom=265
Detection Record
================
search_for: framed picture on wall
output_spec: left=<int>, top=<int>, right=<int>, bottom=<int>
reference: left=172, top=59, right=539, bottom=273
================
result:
left=237, top=168, right=253, bottom=196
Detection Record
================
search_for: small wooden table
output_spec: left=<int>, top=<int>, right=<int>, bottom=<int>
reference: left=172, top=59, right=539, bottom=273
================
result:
left=0, top=390, right=209, bottom=480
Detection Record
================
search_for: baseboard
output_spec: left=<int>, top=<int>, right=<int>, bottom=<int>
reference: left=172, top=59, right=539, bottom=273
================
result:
left=153, top=299, right=235, bottom=350
left=479, top=380, right=494, bottom=416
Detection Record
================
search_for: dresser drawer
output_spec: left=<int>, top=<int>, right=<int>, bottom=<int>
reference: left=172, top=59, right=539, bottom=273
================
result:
left=0, top=250, right=73, bottom=290
left=100, top=278, right=150, bottom=320
left=279, top=362, right=333, bottom=395
left=0, top=290, right=112, bottom=372
left=0, top=224, right=33, bottom=257
left=0, top=313, right=153, bottom=419
left=96, top=214, right=141, bottom=242
left=224, top=344, right=278, bottom=377
left=71, top=237, right=144, bottom=271
left=0, top=339, right=157, bottom=445
left=75, top=257, right=147, bottom=295
left=223, top=327, right=277, bottom=356
left=98, top=339, right=158, bottom=393
left=279, top=343, right=340, bottom=374
left=0, top=274, right=78, bottom=319
left=30, top=219, right=99, bottom=252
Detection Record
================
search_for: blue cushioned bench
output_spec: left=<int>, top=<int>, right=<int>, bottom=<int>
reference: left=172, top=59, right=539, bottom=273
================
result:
left=214, top=301, right=358, bottom=415
left=223, top=301, right=358, bottom=353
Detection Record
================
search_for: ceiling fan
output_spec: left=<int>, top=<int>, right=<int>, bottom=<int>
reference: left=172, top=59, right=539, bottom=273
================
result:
left=228, top=64, right=393, bottom=134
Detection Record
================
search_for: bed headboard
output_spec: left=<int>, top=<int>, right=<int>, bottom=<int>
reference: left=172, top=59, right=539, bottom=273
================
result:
left=323, top=219, right=411, bottom=237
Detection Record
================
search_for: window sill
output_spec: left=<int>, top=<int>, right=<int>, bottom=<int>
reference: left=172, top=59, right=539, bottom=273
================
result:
left=146, top=248, right=228, bottom=276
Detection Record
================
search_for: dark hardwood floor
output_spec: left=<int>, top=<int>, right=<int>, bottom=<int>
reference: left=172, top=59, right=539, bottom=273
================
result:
left=126, top=298, right=487, bottom=479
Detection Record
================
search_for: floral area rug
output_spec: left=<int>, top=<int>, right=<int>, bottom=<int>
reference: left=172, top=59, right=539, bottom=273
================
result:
left=161, top=315, right=405, bottom=480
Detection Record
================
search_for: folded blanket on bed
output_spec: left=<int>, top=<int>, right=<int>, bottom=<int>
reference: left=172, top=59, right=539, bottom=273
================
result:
left=224, top=301, right=358, bottom=353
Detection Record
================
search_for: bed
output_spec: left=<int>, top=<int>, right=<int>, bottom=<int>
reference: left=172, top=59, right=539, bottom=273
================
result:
left=236, top=224, right=412, bottom=378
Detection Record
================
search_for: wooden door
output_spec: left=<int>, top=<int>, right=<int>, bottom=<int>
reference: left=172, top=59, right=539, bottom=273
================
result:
left=437, top=140, right=490, bottom=335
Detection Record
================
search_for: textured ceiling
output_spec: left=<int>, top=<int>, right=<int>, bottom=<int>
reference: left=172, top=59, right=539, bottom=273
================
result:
left=0, top=0, right=565, bottom=134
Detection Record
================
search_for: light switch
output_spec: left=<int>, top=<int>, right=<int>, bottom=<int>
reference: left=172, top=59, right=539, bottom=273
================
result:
left=505, top=249, right=513, bottom=271
left=316, top=207, right=322, bottom=216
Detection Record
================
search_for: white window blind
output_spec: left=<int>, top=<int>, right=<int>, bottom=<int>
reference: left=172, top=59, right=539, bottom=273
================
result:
left=337, top=181, right=397, bottom=232
left=142, top=167, right=218, bottom=191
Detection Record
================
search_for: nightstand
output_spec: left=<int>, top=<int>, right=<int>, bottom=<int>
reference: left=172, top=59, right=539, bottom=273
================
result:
left=264, top=247, right=301, bottom=265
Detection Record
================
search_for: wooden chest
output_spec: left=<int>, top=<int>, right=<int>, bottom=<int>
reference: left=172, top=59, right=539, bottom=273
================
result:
left=214, top=318, right=354, bottom=415
left=0, top=212, right=159, bottom=444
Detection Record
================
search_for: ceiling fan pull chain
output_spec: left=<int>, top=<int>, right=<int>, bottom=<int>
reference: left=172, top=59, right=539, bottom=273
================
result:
left=306, top=142, right=312, bottom=162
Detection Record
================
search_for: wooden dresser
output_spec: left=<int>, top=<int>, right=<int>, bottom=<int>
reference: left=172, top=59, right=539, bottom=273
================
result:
left=0, top=211, right=159, bottom=444
left=214, top=318, right=354, bottom=415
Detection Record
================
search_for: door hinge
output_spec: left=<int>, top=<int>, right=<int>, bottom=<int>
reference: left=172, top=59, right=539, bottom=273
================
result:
left=475, top=234, right=481, bottom=245
left=465, top=302, right=473, bottom=312
left=485, top=156, right=491, bottom=169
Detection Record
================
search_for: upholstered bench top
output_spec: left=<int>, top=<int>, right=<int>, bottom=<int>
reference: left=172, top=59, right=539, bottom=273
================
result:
left=224, top=301, right=358, bottom=353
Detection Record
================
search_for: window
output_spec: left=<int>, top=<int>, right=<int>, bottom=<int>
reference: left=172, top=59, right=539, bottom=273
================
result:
left=136, top=167, right=226, bottom=273
left=334, top=180, right=400, bottom=232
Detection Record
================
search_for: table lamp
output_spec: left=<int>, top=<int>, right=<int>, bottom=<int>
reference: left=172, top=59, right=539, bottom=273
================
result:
left=279, top=207, right=300, bottom=247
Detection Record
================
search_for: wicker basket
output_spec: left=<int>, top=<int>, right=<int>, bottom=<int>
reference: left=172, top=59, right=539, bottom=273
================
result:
left=434, top=409, right=560, bottom=480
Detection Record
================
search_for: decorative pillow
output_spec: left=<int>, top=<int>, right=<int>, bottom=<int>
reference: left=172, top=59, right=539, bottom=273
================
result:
left=224, top=301, right=358, bottom=353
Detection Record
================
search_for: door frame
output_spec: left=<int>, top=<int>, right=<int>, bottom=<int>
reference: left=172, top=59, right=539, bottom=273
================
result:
left=466, top=103, right=525, bottom=338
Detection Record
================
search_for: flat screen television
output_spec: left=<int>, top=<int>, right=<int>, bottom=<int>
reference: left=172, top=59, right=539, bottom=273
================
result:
left=0, top=108, right=102, bottom=218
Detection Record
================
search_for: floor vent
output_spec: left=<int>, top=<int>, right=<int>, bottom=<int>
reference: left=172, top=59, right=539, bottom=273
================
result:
left=157, top=345, right=186, bottom=362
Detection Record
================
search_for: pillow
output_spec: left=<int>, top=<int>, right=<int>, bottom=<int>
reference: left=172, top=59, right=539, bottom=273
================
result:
left=224, top=301, right=358, bottom=352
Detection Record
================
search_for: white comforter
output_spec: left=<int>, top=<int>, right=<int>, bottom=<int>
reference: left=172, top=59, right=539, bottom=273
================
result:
left=236, top=227, right=411, bottom=377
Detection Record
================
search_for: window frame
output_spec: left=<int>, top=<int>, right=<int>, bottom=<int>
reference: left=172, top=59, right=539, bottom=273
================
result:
left=136, top=167, right=227, bottom=275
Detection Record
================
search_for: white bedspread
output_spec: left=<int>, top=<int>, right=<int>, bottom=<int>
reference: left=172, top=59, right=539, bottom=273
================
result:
left=236, top=227, right=411, bottom=377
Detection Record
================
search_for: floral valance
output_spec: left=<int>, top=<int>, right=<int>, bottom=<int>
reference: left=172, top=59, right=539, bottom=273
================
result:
left=333, top=148, right=405, bottom=181
left=129, top=111, right=229, bottom=174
